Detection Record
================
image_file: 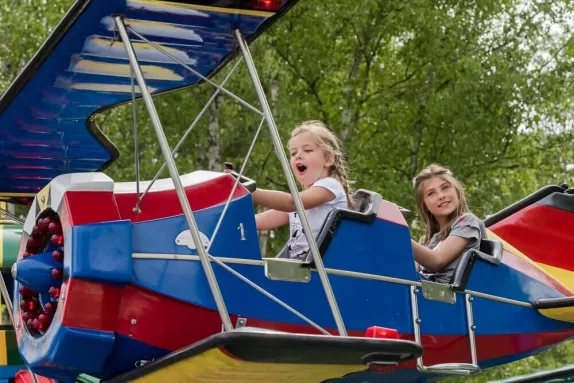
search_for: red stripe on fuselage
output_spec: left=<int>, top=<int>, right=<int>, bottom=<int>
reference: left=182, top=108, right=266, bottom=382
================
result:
left=376, top=200, right=408, bottom=227
left=113, top=175, right=249, bottom=222
left=491, top=204, right=574, bottom=272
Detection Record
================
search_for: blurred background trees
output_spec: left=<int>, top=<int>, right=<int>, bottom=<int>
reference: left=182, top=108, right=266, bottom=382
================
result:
left=1, top=0, right=573, bottom=380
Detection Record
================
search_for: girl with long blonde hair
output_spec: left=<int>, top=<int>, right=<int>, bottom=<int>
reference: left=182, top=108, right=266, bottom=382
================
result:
left=249, top=120, right=352, bottom=259
left=410, top=164, right=486, bottom=283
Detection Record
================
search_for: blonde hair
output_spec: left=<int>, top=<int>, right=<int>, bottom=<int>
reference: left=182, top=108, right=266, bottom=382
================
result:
left=289, top=120, right=354, bottom=208
left=412, top=164, right=469, bottom=245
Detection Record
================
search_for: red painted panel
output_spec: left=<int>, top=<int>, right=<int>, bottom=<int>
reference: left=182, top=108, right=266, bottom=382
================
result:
left=60, top=279, right=123, bottom=331
left=501, top=250, right=573, bottom=296
left=62, top=192, right=121, bottom=227
left=114, top=285, right=230, bottom=351
left=114, top=174, right=249, bottom=222
left=15, top=370, right=56, bottom=383
left=491, top=204, right=574, bottom=271
left=376, top=200, right=407, bottom=227
left=59, top=281, right=574, bottom=366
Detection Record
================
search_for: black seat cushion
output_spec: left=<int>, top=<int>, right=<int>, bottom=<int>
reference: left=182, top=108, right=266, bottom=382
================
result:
left=450, top=239, right=503, bottom=291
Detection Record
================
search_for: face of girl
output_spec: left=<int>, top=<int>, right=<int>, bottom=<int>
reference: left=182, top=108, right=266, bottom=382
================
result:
left=422, top=176, right=459, bottom=219
left=288, top=131, right=334, bottom=189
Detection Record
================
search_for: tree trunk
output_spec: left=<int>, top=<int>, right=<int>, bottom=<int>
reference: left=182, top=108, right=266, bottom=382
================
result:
left=408, top=68, right=434, bottom=179
left=341, top=45, right=362, bottom=140
left=206, top=94, right=221, bottom=171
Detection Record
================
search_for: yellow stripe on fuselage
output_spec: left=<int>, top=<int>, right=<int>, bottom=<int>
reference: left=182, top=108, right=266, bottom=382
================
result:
left=538, top=263, right=574, bottom=292
left=133, top=347, right=364, bottom=383
left=487, top=231, right=574, bottom=323
left=539, top=307, right=574, bottom=323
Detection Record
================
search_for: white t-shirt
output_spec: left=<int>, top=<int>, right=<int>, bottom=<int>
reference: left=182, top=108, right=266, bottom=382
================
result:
left=286, top=177, right=348, bottom=259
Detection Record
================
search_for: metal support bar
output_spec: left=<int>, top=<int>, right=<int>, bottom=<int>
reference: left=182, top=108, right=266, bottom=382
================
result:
left=0, top=274, right=39, bottom=383
left=129, top=65, right=141, bottom=212
left=207, top=117, right=264, bottom=251
left=134, top=58, right=243, bottom=210
left=234, top=29, right=347, bottom=336
left=465, top=294, right=478, bottom=365
left=126, top=27, right=263, bottom=116
left=410, top=286, right=480, bottom=376
left=0, top=207, right=24, bottom=224
left=114, top=16, right=233, bottom=332
left=133, top=253, right=330, bottom=335
left=0, top=276, right=14, bottom=338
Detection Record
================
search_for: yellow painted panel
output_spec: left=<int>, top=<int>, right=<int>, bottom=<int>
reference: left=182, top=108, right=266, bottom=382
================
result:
left=539, top=307, right=574, bottom=323
left=0, top=224, right=3, bottom=268
left=0, top=331, right=7, bottom=365
left=72, top=60, right=184, bottom=81
left=36, top=184, right=50, bottom=212
left=131, top=0, right=275, bottom=17
left=537, top=263, right=574, bottom=292
left=487, top=231, right=572, bottom=293
left=132, top=348, right=365, bottom=383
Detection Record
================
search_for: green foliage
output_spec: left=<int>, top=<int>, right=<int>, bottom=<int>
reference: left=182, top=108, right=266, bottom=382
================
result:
left=444, top=340, right=574, bottom=382
left=1, top=0, right=574, bottom=381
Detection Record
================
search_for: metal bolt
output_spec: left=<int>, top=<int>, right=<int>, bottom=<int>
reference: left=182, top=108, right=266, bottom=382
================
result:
left=468, top=296, right=474, bottom=302
left=413, top=288, right=419, bottom=294
left=41, top=196, right=45, bottom=203
left=471, top=325, right=476, bottom=331
left=131, top=319, right=137, bottom=325
left=416, top=318, right=422, bottom=324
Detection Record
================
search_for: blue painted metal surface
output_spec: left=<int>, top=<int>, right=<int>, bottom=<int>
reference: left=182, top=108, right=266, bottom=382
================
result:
left=14, top=252, right=61, bottom=294
left=97, top=334, right=168, bottom=379
left=0, top=0, right=295, bottom=195
left=131, top=194, right=260, bottom=259
left=466, top=258, right=566, bottom=303
left=129, top=199, right=572, bottom=335
left=16, top=301, right=115, bottom=382
left=65, top=220, right=132, bottom=285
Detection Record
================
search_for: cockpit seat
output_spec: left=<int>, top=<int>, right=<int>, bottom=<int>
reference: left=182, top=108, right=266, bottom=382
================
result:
left=450, top=238, right=503, bottom=291
left=276, top=189, right=381, bottom=263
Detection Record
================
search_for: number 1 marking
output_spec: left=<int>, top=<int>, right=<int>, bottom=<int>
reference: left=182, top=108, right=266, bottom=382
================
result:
left=238, top=223, right=246, bottom=241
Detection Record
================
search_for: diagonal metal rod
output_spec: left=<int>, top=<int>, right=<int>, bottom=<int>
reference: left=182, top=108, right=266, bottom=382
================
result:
left=0, top=207, right=24, bottom=224
left=130, top=65, right=141, bottom=212
left=234, top=29, right=347, bottom=336
left=0, top=274, right=39, bottom=383
left=133, top=253, right=330, bottom=336
left=135, top=58, right=243, bottom=211
left=204, top=253, right=330, bottom=335
left=115, top=16, right=233, bottom=332
left=126, top=27, right=263, bottom=116
left=207, top=117, right=264, bottom=252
